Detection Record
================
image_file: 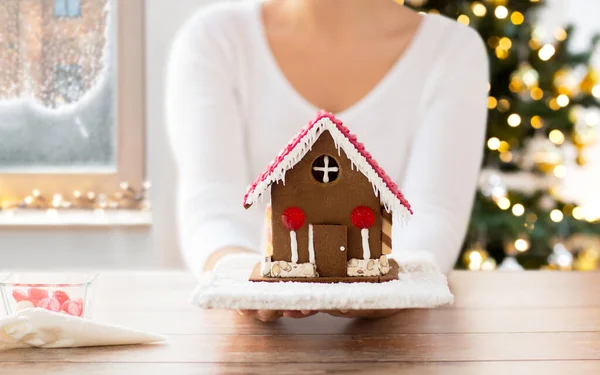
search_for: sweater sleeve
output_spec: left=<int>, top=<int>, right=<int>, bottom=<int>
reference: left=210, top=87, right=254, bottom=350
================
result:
left=392, top=28, right=489, bottom=273
left=165, top=11, right=261, bottom=276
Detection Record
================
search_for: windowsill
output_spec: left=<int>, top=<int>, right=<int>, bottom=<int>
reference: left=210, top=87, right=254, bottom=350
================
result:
left=0, top=209, right=152, bottom=227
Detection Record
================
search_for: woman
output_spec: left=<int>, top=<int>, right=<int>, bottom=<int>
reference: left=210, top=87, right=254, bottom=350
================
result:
left=166, top=0, right=488, bottom=321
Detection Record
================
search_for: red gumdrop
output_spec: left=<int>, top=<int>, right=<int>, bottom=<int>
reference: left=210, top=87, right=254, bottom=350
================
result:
left=28, top=287, right=49, bottom=304
left=281, top=207, right=305, bottom=231
left=53, top=290, right=70, bottom=305
left=12, top=289, right=29, bottom=303
left=37, top=297, right=61, bottom=312
left=62, top=299, right=83, bottom=317
left=351, top=206, right=375, bottom=229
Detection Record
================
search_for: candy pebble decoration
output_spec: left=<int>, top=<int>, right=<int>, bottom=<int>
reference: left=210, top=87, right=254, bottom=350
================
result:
left=351, top=206, right=375, bottom=260
left=62, top=299, right=83, bottom=317
left=37, top=297, right=61, bottom=312
left=27, top=287, right=49, bottom=305
left=281, top=207, right=305, bottom=263
left=53, top=290, right=70, bottom=305
left=12, top=289, right=29, bottom=303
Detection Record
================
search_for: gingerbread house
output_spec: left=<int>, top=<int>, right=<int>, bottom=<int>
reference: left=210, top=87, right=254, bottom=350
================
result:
left=244, top=112, right=413, bottom=283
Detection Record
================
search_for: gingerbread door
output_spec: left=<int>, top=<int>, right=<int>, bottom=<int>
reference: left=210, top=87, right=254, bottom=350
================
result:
left=312, top=225, right=348, bottom=277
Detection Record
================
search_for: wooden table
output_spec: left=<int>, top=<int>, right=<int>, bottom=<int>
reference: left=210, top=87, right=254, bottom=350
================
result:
left=3, top=271, right=600, bottom=374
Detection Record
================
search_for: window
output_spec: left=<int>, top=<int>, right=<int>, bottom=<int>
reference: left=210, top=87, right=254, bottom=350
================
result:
left=54, top=0, right=81, bottom=18
left=0, top=0, right=145, bottom=205
left=312, top=155, right=340, bottom=184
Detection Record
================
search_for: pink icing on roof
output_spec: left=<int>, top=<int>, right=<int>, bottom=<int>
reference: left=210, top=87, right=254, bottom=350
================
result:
left=243, top=112, right=413, bottom=215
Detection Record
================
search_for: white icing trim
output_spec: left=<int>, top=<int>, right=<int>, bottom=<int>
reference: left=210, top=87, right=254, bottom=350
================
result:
left=290, top=230, right=298, bottom=263
left=244, top=117, right=411, bottom=225
left=308, top=224, right=315, bottom=264
left=361, top=228, right=371, bottom=260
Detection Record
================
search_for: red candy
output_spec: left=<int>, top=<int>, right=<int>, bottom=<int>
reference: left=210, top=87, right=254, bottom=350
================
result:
left=53, top=290, right=70, bottom=305
left=351, top=206, right=375, bottom=229
left=12, top=289, right=29, bottom=302
left=281, top=207, right=305, bottom=231
left=62, top=299, right=83, bottom=317
left=28, top=287, right=49, bottom=304
left=37, top=297, right=61, bottom=312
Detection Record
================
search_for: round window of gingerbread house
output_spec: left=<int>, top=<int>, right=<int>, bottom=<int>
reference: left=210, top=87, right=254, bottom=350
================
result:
left=312, top=155, right=340, bottom=184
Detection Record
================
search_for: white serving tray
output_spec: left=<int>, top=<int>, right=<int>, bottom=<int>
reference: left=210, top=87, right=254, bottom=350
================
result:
left=191, top=252, right=453, bottom=311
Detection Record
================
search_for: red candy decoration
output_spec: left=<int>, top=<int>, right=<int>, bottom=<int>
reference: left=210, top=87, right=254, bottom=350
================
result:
left=281, top=207, right=305, bottom=231
left=351, top=206, right=375, bottom=229
left=53, top=290, right=70, bottom=305
left=12, top=289, right=29, bottom=303
left=62, top=299, right=83, bottom=317
left=37, top=297, right=61, bottom=312
left=28, top=287, right=49, bottom=304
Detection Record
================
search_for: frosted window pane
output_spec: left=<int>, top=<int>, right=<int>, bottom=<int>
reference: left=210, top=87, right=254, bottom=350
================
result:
left=0, top=0, right=115, bottom=171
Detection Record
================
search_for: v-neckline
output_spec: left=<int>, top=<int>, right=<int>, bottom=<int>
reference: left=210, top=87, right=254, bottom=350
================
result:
left=252, top=0, right=430, bottom=120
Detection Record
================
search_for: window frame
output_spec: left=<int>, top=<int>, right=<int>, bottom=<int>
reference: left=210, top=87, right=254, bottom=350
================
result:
left=54, top=0, right=82, bottom=18
left=0, top=0, right=146, bottom=203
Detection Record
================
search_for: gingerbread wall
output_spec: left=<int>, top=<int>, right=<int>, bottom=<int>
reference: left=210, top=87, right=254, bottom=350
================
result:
left=271, top=131, right=382, bottom=264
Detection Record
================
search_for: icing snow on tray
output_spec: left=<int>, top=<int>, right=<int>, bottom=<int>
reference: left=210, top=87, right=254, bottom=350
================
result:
left=191, top=253, right=453, bottom=311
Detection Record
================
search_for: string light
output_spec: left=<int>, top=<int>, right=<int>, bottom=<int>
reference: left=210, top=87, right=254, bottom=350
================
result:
left=487, top=137, right=501, bottom=150
left=499, top=37, right=512, bottom=49
left=472, top=2, right=487, bottom=17
left=548, top=98, right=561, bottom=110
left=549, top=129, right=565, bottom=145
left=539, top=44, right=556, bottom=61
left=556, top=94, right=570, bottom=107
left=495, top=47, right=509, bottom=59
left=530, top=87, right=544, bottom=100
left=457, top=14, right=470, bottom=25
left=497, top=197, right=511, bottom=210
left=500, top=151, right=513, bottom=163
left=550, top=209, right=564, bottom=223
left=512, top=204, right=525, bottom=217
left=510, top=11, right=524, bottom=25
left=498, top=141, right=510, bottom=152
left=592, top=85, right=600, bottom=98
left=531, top=116, right=544, bottom=129
left=0, top=182, right=151, bottom=212
left=573, top=206, right=584, bottom=220
left=586, top=112, right=600, bottom=126
left=488, top=96, right=498, bottom=109
left=515, top=238, right=530, bottom=252
left=554, top=28, right=568, bottom=41
left=554, top=165, right=567, bottom=178
left=529, top=38, right=542, bottom=50
left=52, top=194, right=63, bottom=208
left=498, top=99, right=511, bottom=112
left=495, top=6, right=509, bottom=19
left=508, top=114, right=522, bottom=127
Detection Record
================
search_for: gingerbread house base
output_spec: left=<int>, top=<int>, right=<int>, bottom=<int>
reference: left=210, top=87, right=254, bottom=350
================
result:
left=249, top=259, right=399, bottom=283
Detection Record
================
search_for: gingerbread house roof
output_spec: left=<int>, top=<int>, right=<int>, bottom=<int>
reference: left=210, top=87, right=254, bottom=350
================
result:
left=243, top=112, right=413, bottom=224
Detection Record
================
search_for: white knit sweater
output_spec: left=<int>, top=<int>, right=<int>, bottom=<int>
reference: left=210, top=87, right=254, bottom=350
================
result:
left=166, top=0, right=489, bottom=275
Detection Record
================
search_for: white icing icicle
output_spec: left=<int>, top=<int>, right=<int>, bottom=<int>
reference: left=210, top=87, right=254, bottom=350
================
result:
left=290, top=230, right=298, bottom=263
left=308, top=224, right=315, bottom=264
left=361, top=228, right=371, bottom=260
left=244, top=117, right=412, bottom=225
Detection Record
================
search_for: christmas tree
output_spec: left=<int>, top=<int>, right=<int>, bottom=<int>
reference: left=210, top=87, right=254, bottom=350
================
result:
left=407, top=0, right=600, bottom=270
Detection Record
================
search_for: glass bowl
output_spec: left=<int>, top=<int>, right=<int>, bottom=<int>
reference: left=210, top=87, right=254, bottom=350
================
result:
left=1, top=273, right=98, bottom=318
